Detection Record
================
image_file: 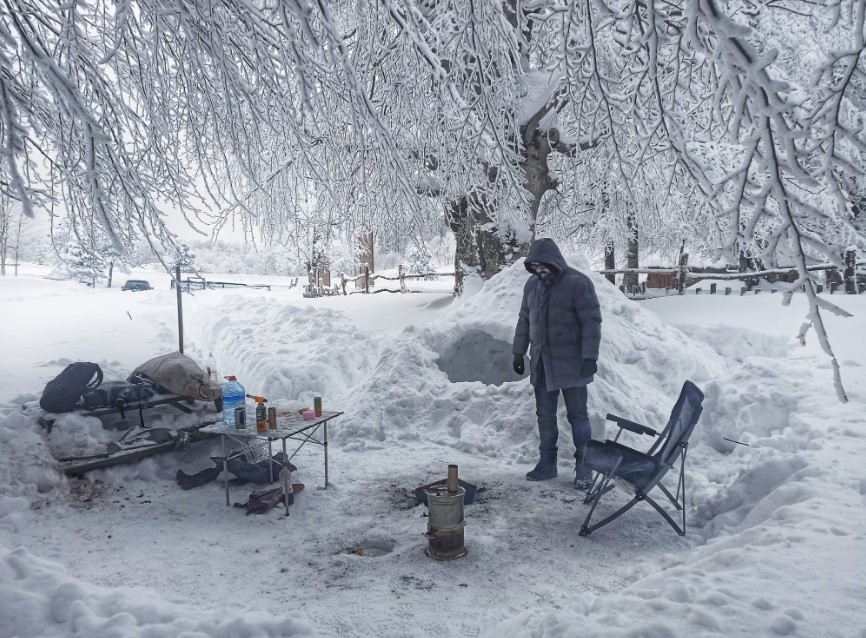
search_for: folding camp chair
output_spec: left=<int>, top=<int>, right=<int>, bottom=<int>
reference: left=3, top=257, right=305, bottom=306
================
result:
left=579, top=380, right=704, bottom=537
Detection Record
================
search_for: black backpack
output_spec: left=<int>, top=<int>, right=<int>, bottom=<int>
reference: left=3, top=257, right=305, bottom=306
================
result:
left=39, top=363, right=103, bottom=413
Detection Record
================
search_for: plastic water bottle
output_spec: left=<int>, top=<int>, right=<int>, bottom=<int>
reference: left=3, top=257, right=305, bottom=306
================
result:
left=206, top=353, right=219, bottom=383
left=222, top=376, right=245, bottom=427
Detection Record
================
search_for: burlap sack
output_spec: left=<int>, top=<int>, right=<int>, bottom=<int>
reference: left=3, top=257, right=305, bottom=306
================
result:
left=129, top=352, right=221, bottom=401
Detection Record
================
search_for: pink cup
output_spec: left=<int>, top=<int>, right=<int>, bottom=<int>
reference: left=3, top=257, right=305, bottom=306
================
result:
left=302, top=410, right=316, bottom=421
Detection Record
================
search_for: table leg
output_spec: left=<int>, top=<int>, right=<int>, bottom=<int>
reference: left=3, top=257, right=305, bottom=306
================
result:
left=222, top=435, right=229, bottom=506
left=283, top=438, right=289, bottom=516
left=324, top=421, right=329, bottom=489
left=268, top=439, right=273, bottom=483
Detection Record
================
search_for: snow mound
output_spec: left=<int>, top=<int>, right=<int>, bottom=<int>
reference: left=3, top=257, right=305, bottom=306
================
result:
left=0, top=544, right=315, bottom=637
left=337, top=255, right=727, bottom=464
left=0, top=405, right=65, bottom=511
left=185, top=296, right=385, bottom=405
left=675, top=324, right=792, bottom=362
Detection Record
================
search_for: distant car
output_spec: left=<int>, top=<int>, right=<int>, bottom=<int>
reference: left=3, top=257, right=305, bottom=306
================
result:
left=121, top=279, right=153, bottom=291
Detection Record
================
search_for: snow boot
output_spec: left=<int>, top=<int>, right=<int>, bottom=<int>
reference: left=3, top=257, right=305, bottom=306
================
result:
left=573, top=463, right=594, bottom=491
left=526, top=456, right=558, bottom=481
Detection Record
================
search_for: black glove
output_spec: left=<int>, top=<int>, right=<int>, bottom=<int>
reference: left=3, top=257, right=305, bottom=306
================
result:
left=512, top=355, right=525, bottom=375
left=580, top=359, right=598, bottom=377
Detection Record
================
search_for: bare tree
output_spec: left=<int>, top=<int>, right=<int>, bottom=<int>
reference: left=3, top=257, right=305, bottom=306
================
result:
left=0, top=191, right=13, bottom=274
left=2, top=0, right=864, bottom=397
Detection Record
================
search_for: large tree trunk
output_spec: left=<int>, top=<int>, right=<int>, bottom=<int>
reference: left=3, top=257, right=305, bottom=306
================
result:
left=601, top=182, right=615, bottom=284
left=446, top=118, right=559, bottom=295
left=623, top=212, right=639, bottom=291
left=0, top=198, right=7, bottom=276
left=448, top=195, right=527, bottom=295
left=604, top=240, right=615, bottom=285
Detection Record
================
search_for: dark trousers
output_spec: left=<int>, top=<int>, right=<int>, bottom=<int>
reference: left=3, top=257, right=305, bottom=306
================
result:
left=534, top=360, right=591, bottom=461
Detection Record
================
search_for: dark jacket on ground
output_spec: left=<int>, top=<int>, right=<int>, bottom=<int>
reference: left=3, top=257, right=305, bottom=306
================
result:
left=512, top=239, right=602, bottom=390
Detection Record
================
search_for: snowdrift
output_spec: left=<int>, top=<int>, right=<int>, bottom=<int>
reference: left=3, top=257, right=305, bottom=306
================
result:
left=336, top=255, right=726, bottom=464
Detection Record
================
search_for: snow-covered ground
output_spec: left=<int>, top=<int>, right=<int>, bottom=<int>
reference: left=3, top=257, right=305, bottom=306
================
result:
left=1, top=259, right=864, bottom=637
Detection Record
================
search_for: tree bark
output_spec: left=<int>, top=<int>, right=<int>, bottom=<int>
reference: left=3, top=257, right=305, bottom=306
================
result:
left=447, top=194, right=527, bottom=295
left=446, top=118, right=560, bottom=295
left=623, top=212, right=639, bottom=290
left=0, top=197, right=7, bottom=276
left=604, top=240, right=615, bottom=285
left=843, top=249, right=857, bottom=294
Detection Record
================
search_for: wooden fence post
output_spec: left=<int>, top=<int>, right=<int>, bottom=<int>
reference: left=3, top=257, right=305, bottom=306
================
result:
left=844, top=249, right=857, bottom=294
left=825, top=266, right=841, bottom=291
left=341, top=273, right=347, bottom=295
left=365, top=265, right=370, bottom=294
left=398, top=264, right=406, bottom=293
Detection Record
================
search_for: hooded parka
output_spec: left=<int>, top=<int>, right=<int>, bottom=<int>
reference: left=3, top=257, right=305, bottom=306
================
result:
left=512, top=238, right=602, bottom=391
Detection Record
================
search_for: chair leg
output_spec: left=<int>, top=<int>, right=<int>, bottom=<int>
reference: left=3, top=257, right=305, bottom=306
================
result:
left=583, top=472, right=602, bottom=504
left=580, top=496, right=640, bottom=537
left=643, top=494, right=685, bottom=536
left=657, top=482, right=681, bottom=510
left=679, top=450, right=687, bottom=533
left=579, top=458, right=622, bottom=536
left=583, top=482, right=615, bottom=505
left=581, top=485, right=602, bottom=525
left=583, top=456, right=622, bottom=504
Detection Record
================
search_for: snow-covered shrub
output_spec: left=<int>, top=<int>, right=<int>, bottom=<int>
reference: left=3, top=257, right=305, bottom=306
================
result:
left=405, top=237, right=436, bottom=279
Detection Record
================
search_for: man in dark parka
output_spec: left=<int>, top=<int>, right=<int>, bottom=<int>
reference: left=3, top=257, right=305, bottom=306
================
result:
left=512, top=238, right=602, bottom=488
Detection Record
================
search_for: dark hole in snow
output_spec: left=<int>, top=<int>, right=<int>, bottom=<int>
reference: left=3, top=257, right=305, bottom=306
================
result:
left=349, top=540, right=396, bottom=557
left=436, top=330, right=528, bottom=385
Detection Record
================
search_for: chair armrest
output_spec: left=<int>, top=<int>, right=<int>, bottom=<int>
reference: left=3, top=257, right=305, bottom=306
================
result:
left=605, top=413, right=658, bottom=437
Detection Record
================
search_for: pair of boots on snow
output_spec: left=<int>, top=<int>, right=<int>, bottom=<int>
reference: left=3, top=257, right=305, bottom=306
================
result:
left=526, top=452, right=593, bottom=490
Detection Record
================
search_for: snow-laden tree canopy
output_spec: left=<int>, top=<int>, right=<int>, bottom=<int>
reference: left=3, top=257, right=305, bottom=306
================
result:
left=2, top=0, right=865, bottom=398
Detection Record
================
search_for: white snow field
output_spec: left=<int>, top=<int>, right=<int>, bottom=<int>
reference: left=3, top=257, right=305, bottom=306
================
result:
left=1, top=258, right=864, bottom=638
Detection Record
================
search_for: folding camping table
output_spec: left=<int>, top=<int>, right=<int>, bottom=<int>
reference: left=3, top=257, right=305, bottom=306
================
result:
left=199, top=411, right=343, bottom=513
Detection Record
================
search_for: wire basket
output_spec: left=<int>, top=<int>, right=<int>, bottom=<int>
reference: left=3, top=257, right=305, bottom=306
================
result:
left=228, top=439, right=270, bottom=464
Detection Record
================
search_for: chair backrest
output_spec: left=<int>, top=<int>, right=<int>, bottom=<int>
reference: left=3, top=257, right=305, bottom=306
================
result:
left=648, top=381, right=704, bottom=465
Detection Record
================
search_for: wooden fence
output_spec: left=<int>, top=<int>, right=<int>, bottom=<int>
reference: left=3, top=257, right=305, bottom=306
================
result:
left=600, top=249, right=865, bottom=298
left=304, top=265, right=454, bottom=297
left=172, top=248, right=864, bottom=301
left=171, top=276, right=300, bottom=292
left=306, top=257, right=865, bottom=299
